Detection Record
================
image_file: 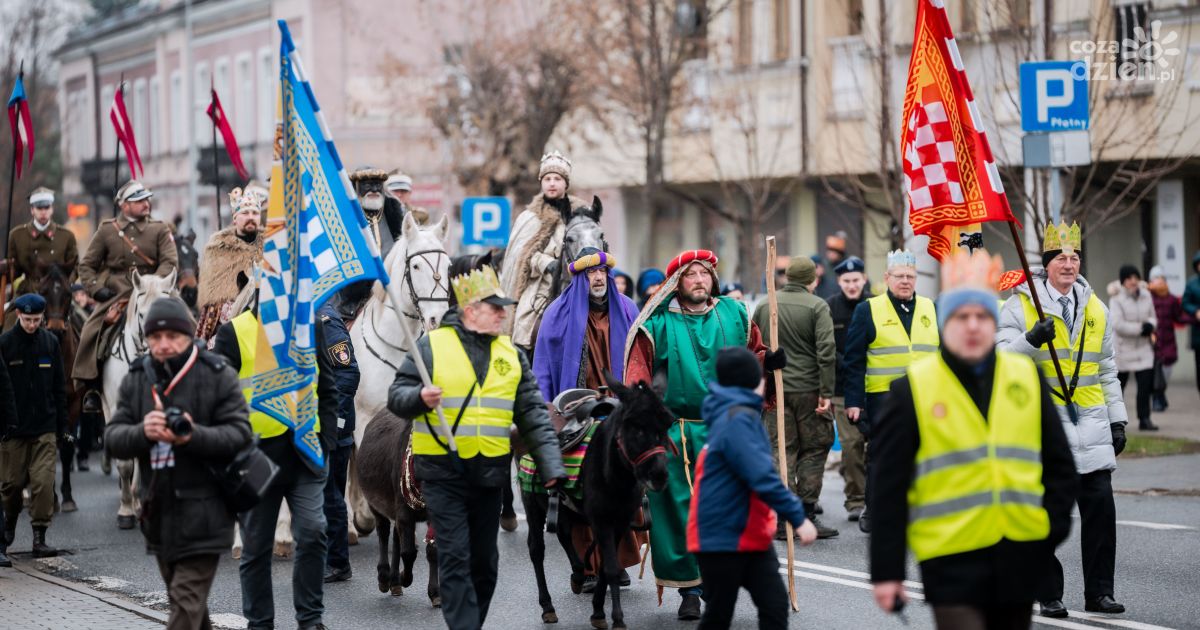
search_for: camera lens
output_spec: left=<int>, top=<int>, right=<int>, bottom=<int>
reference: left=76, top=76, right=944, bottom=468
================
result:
left=166, top=407, right=192, bottom=437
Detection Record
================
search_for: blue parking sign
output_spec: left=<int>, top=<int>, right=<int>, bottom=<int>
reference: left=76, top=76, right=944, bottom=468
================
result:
left=461, top=197, right=511, bottom=247
left=1020, top=61, right=1089, bottom=132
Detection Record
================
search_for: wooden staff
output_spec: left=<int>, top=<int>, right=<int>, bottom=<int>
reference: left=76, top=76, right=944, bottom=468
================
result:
left=765, top=236, right=798, bottom=611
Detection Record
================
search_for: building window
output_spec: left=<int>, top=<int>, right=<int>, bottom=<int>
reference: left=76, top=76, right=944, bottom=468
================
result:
left=829, top=39, right=866, bottom=118
left=194, top=62, right=210, bottom=147
left=235, top=54, right=254, bottom=144
left=149, top=77, right=160, bottom=157
left=132, top=79, right=148, bottom=160
left=773, top=0, right=790, bottom=61
left=1114, top=2, right=1150, bottom=78
left=170, top=70, right=186, bottom=153
left=258, top=48, right=274, bottom=142
left=736, top=0, right=753, bottom=66
left=214, top=58, right=230, bottom=146
left=100, top=84, right=115, bottom=156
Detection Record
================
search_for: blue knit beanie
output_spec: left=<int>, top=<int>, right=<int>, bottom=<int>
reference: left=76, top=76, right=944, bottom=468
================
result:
left=936, top=287, right=999, bottom=329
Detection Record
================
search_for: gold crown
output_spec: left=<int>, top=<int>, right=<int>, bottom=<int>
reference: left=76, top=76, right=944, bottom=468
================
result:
left=451, top=265, right=506, bottom=306
left=940, top=248, right=1004, bottom=294
left=227, top=187, right=262, bottom=215
left=1043, top=221, right=1081, bottom=254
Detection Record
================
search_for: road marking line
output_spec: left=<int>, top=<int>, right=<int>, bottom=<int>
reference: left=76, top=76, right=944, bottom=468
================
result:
left=1066, top=611, right=1181, bottom=630
left=1115, top=520, right=1196, bottom=531
left=777, top=558, right=1180, bottom=630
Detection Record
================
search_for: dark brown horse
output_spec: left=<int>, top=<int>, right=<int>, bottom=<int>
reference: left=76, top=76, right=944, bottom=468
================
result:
left=522, top=375, right=675, bottom=629
left=355, top=408, right=440, bottom=607
left=37, top=266, right=83, bottom=512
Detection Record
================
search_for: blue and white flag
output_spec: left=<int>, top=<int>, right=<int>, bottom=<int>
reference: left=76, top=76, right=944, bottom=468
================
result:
left=251, top=20, right=389, bottom=468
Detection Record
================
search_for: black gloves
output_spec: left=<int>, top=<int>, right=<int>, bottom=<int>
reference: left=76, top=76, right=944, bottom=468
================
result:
left=1140, top=322, right=1154, bottom=337
left=764, top=348, right=788, bottom=372
left=1111, top=424, right=1127, bottom=456
left=1025, top=317, right=1056, bottom=347
left=94, top=287, right=117, bottom=303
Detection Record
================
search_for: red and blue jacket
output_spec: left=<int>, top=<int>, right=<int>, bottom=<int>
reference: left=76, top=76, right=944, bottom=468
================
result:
left=687, top=383, right=807, bottom=553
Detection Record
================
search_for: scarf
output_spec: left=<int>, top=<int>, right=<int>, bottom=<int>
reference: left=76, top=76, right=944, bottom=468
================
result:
left=533, top=268, right=640, bottom=401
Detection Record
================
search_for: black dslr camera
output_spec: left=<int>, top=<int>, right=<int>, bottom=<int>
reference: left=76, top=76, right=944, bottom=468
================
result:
left=165, top=406, right=192, bottom=437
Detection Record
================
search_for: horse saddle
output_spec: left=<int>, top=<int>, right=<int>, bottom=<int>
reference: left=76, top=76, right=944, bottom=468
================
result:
left=552, top=388, right=620, bottom=453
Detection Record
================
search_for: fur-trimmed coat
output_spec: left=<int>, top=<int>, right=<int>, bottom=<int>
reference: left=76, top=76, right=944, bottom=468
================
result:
left=197, top=227, right=263, bottom=310
left=499, top=193, right=586, bottom=349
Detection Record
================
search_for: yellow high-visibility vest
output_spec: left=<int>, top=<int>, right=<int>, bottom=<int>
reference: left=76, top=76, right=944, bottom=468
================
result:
left=907, top=351, right=1049, bottom=562
left=231, top=311, right=319, bottom=439
left=865, top=294, right=940, bottom=393
left=413, top=327, right=520, bottom=458
left=1018, top=292, right=1107, bottom=408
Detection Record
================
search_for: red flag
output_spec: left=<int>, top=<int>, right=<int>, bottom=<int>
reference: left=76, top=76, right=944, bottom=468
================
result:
left=7, top=73, right=34, bottom=179
left=900, top=0, right=1018, bottom=262
left=110, top=85, right=144, bottom=178
left=206, top=89, right=250, bottom=181
left=997, top=269, right=1026, bottom=292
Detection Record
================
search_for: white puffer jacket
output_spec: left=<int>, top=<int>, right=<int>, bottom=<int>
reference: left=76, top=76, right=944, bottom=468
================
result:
left=996, top=273, right=1127, bottom=474
left=1107, top=281, right=1157, bottom=373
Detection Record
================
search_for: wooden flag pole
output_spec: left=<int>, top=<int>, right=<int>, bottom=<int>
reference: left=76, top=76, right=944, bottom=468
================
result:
left=1006, top=222, right=1072, bottom=405
left=765, top=236, right=798, bottom=612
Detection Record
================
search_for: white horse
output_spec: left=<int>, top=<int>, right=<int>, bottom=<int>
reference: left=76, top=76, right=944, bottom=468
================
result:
left=102, top=270, right=177, bottom=529
left=347, top=213, right=450, bottom=535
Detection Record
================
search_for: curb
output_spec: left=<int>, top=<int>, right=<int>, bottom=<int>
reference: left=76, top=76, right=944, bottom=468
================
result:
left=11, top=560, right=168, bottom=625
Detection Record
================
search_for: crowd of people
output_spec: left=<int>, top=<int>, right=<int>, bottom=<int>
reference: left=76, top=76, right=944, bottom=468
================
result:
left=0, top=149, right=1198, bottom=630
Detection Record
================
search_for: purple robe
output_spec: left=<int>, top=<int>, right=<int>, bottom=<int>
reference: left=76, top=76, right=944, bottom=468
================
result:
left=533, top=269, right=640, bottom=401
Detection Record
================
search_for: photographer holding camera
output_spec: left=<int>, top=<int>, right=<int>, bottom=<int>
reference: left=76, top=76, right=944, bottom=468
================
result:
left=106, top=297, right=251, bottom=630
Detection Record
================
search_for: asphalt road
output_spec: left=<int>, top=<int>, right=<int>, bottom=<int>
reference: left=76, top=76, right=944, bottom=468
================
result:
left=6, top=457, right=1198, bottom=629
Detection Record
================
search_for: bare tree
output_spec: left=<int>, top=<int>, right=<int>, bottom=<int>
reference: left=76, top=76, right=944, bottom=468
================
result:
left=1, top=1, right=84, bottom=250
left=425, top=25, right=588, bottom=201
left=978, top=0, right=1200, bottom=244
left=570, top=0, right=731, bottom=252
left=816, top=0, right=906, bottom=250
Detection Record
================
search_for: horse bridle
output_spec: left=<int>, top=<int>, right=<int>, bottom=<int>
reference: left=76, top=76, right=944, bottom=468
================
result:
left=400, top=248, right=449, bottom=322
left=616, top=431, right=678, bottom=470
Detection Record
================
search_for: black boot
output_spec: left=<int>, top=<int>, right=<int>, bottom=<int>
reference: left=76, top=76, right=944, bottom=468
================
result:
left=32, top=526, right=58, bottom=558
left=1139, top=418, right=1159, bottom=431
left=76, top=453, right=90, bottom=472
left=0, top=544, right=11, bottom=567
left=4, top=514, right=16, bottom=546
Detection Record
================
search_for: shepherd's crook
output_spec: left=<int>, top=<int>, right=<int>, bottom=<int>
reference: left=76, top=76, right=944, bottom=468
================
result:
left=765, top=236, right=799, bottom=612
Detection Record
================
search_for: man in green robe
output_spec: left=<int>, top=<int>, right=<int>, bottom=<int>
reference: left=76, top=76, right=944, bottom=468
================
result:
left=623, top=249, right=781, bottom=620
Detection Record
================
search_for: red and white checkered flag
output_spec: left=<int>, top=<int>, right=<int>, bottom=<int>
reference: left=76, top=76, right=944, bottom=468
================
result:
left=901, top=0, right=1018, bottom=262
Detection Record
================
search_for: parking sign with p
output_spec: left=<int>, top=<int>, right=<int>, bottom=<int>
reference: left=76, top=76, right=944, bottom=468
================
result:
left=1020, top=61, right=1089, bottom=132
left=461, top=197, right=512, bottom=248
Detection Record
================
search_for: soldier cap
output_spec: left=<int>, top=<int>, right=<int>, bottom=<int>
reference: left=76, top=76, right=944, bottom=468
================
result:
left=115, top=180, right=153, bottom=204
left=29, top=187, right=55, bottom=207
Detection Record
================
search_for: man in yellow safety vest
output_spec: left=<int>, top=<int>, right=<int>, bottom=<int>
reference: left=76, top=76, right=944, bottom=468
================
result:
left=843, top=249, right=940, bottom=532
left=387, top=264, right=565, bottom=630
left=869, top=249, right=1078, bottom=629
left=996, top=221, right=1129, bottom=618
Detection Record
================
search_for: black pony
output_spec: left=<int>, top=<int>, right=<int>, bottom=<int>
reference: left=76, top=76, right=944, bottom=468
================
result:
left=523, top=374, right=675, bottom=629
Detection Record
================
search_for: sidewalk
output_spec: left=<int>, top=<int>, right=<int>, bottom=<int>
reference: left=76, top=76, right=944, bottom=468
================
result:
left=0, top=562, right=166, bottom=629
left=1124, top=376, right=1199, bottom=442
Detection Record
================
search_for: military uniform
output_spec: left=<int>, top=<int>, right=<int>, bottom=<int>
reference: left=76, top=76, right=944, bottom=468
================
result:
left=4, top=222, right=79, bottom=330
left=73, top=213, right=178, bottom=381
